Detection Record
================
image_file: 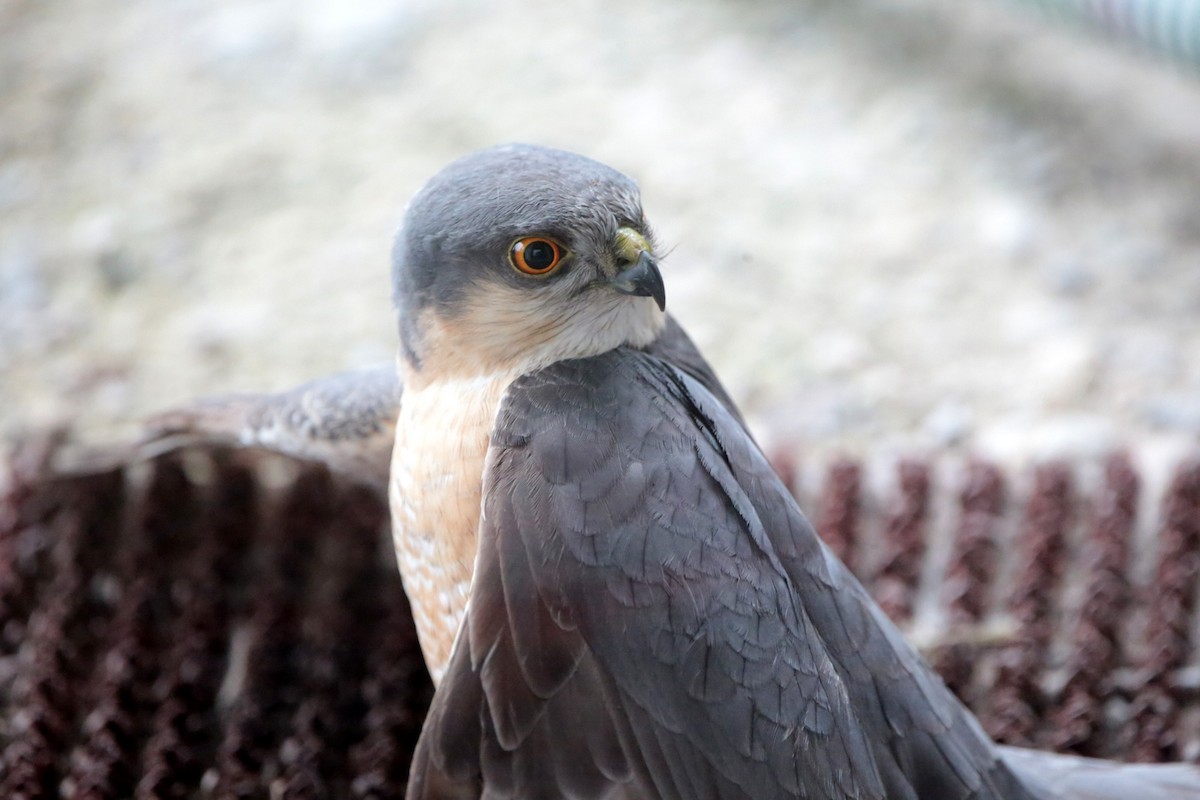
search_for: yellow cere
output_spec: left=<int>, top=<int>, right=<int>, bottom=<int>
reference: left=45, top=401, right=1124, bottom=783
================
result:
left=615, top=227, right=652, bottom=263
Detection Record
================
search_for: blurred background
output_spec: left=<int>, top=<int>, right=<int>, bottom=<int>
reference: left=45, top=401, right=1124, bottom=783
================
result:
left=3, top=0, right=1200, bottom=466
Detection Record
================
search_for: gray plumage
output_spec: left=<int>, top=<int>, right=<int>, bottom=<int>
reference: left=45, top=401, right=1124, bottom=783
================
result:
left=141, top=143, right=1200, bottom=799
left=409, top=349, right=1036, bottom=799
left=395, top=144, right=1200, bottom=799
left=142, top=364, right=401, bottom=486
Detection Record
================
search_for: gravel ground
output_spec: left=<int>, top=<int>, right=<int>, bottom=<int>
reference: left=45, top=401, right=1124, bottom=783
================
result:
left=3, top=0, right=1200, bottom=470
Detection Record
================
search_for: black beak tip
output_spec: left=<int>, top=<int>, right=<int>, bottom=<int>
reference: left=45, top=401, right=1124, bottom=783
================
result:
left=612, top=251, right=667, bottom=312
left=647, top=281, right=666, bottom=312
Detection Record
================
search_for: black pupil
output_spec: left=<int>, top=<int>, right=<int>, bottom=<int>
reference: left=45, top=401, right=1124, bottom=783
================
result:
left=524, top=241, right=556, bottom=271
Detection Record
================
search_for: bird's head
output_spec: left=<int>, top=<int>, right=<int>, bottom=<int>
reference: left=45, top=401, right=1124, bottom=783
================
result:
left=392, top=144, right=667, bottom=383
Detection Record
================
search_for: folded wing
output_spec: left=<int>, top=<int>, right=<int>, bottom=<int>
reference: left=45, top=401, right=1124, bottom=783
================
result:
left=408, top=348, right=1041, bottom=800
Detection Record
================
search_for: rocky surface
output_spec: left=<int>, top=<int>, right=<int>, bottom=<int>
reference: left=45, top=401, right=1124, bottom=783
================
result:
left=3, top=0, right=1200, bottom=469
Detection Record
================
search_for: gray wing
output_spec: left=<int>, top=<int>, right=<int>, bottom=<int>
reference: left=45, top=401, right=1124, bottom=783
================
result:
left=141, top=364, right=401, bottom=487
left=641, top=315, right=746, bottom=431
left=408, top=348, right=1041, bottom=800
left=136, top=316, right=713, bottom=491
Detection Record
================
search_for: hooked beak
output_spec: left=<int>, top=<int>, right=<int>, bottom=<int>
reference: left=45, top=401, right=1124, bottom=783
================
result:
left=608, top=250, right=666, bottom=312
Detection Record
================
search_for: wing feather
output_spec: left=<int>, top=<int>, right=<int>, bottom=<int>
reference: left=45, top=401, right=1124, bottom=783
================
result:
left=409, top=347, right=1040, bottom=799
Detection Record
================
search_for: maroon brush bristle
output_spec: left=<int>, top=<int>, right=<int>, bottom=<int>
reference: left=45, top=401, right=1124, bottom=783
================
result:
left=0, top=440, right=58, bottom=656
left=873, top=459, right=931, bottom=623
left=277, top=484, right=382, bottom=797
left=209, top=464, right=332, bottom=798
left=1130, top=460, right=1200, bottom=762
left=1130, top=687, right=1179, bottom=763
left=987, top=642, right=1046, bottom=748
left=943, top=461, right=1006, bottom=624
left=0, top=514, right=49, bottom=657
left=3, top=610, right=77, bottom=799
left=1, top=468, right=126, bottom=799
left=817, top=458, right=862, bottom=575
left=1047, top=452, right=1138, bottom=757
left=349, top=575, right=434, bottom=798
left=932, top=460, right=1006, bottom=699
left=984, top=462, right=1074, bottom=747
left=136, top=457, right=258, bottom=799
left=69, top=457, right=196, bottom=800
left=68, top=581, right=157, bottom=799
left=1011, top=463, right=1074, bottom=649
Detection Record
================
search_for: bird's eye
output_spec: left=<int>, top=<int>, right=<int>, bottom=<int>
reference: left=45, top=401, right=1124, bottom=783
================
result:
left=510, top=237, right=564, bottom=276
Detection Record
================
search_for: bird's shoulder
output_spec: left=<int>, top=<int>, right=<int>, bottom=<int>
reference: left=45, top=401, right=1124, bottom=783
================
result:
left=463, top=347, right=886, bottom=798
left=492, top=343, right=720, bottom=449
left=468, top=345, right=1038, bottom=800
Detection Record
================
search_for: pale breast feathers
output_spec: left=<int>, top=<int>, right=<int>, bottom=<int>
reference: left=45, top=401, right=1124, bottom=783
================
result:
left=389, top=373, right=515, bottom=684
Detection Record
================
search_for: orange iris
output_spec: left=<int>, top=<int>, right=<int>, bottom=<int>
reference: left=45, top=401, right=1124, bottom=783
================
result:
left=510, top=237, right=564, bottom=275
